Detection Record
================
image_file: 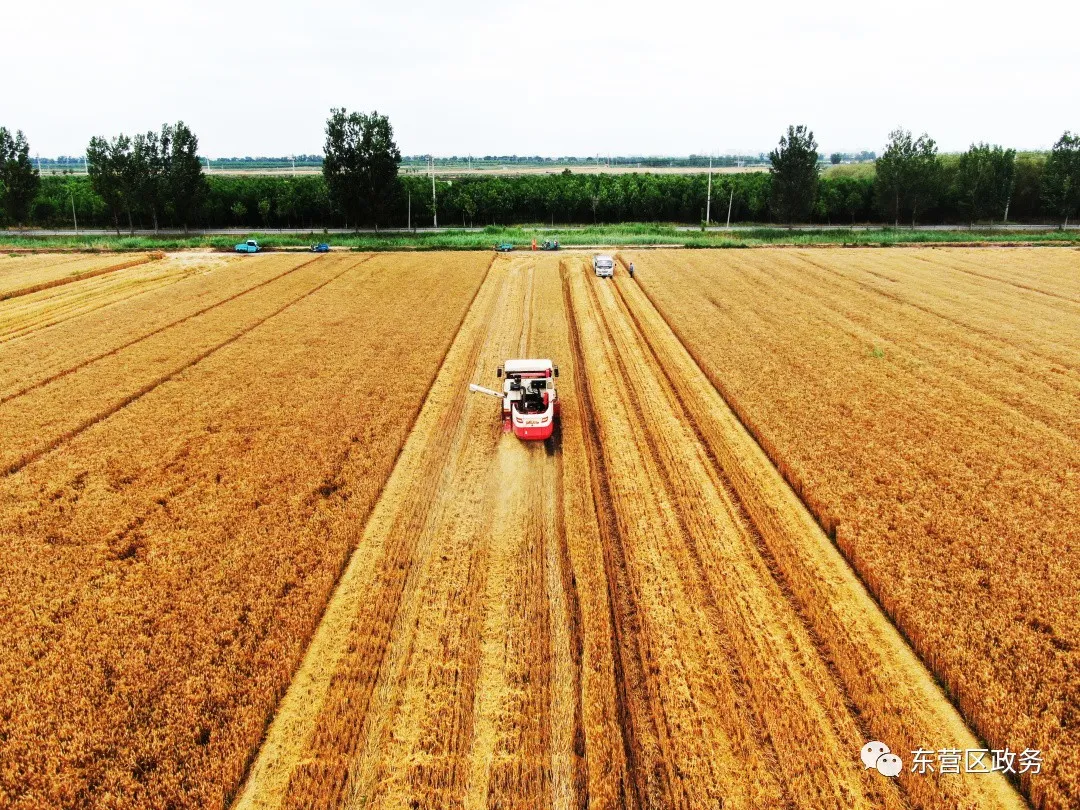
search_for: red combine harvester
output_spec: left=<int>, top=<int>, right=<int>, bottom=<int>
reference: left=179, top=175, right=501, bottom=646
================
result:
left=469, top=359, right=560, bottom=440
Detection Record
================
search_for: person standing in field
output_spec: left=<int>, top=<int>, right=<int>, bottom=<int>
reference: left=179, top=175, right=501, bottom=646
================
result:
left=628, top=261, right=635, bottom=278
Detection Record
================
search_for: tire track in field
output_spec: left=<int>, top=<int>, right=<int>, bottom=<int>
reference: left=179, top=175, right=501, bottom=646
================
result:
left=578, top=264, right=811, bottom=809
left=610, top=264, right=875, bottom=715
left=554, top=257, right=632, bottom=809
left=542, top=439, right=588, bottom=810
left=562, top=261, right=686, bottom=809
left=331, top=264, right=513, bottom=808
left=341, top=261, right=544, bottom=810
left=0, top=254, right=157, bottom=301
left=601, top=269, right=896, bottom=809
left=586, top=274, right=796, bottom=808
left=0, top=254, right=326, bottom=406
left=3, top=255, right=370, bottom=477
left=525, top=257, right=588, bottom=810
left=518, top=261, right=535, bottom=356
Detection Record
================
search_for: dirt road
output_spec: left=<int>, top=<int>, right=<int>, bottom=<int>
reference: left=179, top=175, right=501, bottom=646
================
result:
left=234, top=255, right=1025, bottom=809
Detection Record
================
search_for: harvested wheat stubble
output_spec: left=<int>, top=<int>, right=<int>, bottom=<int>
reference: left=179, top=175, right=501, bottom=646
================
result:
left=237, top=254, right=1020, bottom=810
left=0, top=252, right=490, bottom=810
left=628, top=247, right=1079, bottom=810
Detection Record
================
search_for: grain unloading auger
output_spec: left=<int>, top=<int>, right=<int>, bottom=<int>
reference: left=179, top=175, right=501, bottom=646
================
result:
left=469, top=359, right=560, bottom=440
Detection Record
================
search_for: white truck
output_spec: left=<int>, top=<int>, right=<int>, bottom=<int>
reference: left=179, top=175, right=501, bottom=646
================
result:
left=593, top=254, right=615, bottom=278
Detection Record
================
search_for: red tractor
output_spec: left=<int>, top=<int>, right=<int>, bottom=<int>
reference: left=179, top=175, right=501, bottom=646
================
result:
left=469, top=359, right=560, bottom=440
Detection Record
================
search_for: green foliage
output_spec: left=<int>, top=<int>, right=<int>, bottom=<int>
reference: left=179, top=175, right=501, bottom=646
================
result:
left=86, top=122, right=206, bottom=234
left=769, top=125, right=819, bottom=224
left=955, top=143, right=1016, bottom=225
left=1010, top=154, right=1046, bottom=222
left=14, top=151, right=1072, bottom=231
left=322, top=108, right=402, bottom=228
left=830, top=153, right=842, bottom=165
left=131, top=129, right=167, bottom=232
left=1042, top=131, right=1080, bottom=226
left=875, top=128, right=941, bottom=227
left=167, top=122, right=207, bottom=231
left=24, top=171, right=872, bottom=229
left=31, top=175, right=104, bottom=229
left=823, top=163, right=875, bottom=180
left=0, top=127, right=41, bottom=225
left=814, top=174, right=874, bottom=224
left=87, top=134, right=130, bottom=233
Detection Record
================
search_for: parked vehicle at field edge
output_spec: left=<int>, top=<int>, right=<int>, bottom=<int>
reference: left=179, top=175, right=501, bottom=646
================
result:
left=495, top=242, right=515, bottom=252
left=593, top=254, right=614, bottom=277
left=311, top=243, right=330, bottom=253
left=235, top=239, right=260, bottom=253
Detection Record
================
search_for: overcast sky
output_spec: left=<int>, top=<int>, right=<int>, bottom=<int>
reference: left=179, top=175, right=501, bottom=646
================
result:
left=4, top=0, right=1078, bottom=158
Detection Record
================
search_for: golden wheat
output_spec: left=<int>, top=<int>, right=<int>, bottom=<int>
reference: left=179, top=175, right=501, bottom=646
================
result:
left=0, top=252, right=491, bottom=810
left=629, top=246, right=1079, bottom=810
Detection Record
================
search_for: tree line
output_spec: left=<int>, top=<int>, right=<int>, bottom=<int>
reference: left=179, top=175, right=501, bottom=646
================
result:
left=85, top=123, right=205, bottom=233
left=763, top=125, right=1080, bottom=228
left=2, top=113, right=1079, bottom=229
left=871, top=130, right=1080, bottom=228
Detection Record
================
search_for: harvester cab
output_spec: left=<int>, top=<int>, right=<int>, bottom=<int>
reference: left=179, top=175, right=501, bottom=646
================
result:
left=468, top=359, right=560, bottom=440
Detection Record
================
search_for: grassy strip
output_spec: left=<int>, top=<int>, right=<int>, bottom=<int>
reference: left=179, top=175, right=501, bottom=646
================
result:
left=2, top=225, right=1078, bottom=252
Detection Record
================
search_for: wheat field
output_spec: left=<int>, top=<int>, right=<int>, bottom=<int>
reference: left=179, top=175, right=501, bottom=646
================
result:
left=2, top=247, right=1074, bottom=809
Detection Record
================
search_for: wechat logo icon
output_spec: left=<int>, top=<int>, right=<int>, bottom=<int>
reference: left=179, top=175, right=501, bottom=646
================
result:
left=861, top=741, right=903, bottom=777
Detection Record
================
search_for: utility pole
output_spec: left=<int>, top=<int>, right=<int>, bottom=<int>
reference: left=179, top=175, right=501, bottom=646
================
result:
left=430, top=155, right=438, bottom=228
left=706, top=155, right=713, bottom=224
left=726, top=186, right=734, bottom=228
left=70, top=187, right=78, bottom=235
left=408, top=190, right=411, bottom=232
left=291, top=155, right=296, bottom=176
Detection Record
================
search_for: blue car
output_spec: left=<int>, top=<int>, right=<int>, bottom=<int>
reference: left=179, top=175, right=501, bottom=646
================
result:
left=235, top=239, right=260, bottom=253
left=311, top=243, right=330, bottom=253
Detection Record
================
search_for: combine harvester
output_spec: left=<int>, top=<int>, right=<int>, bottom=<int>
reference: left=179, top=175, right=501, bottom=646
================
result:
left=469, top=359, right=560, bottom=440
